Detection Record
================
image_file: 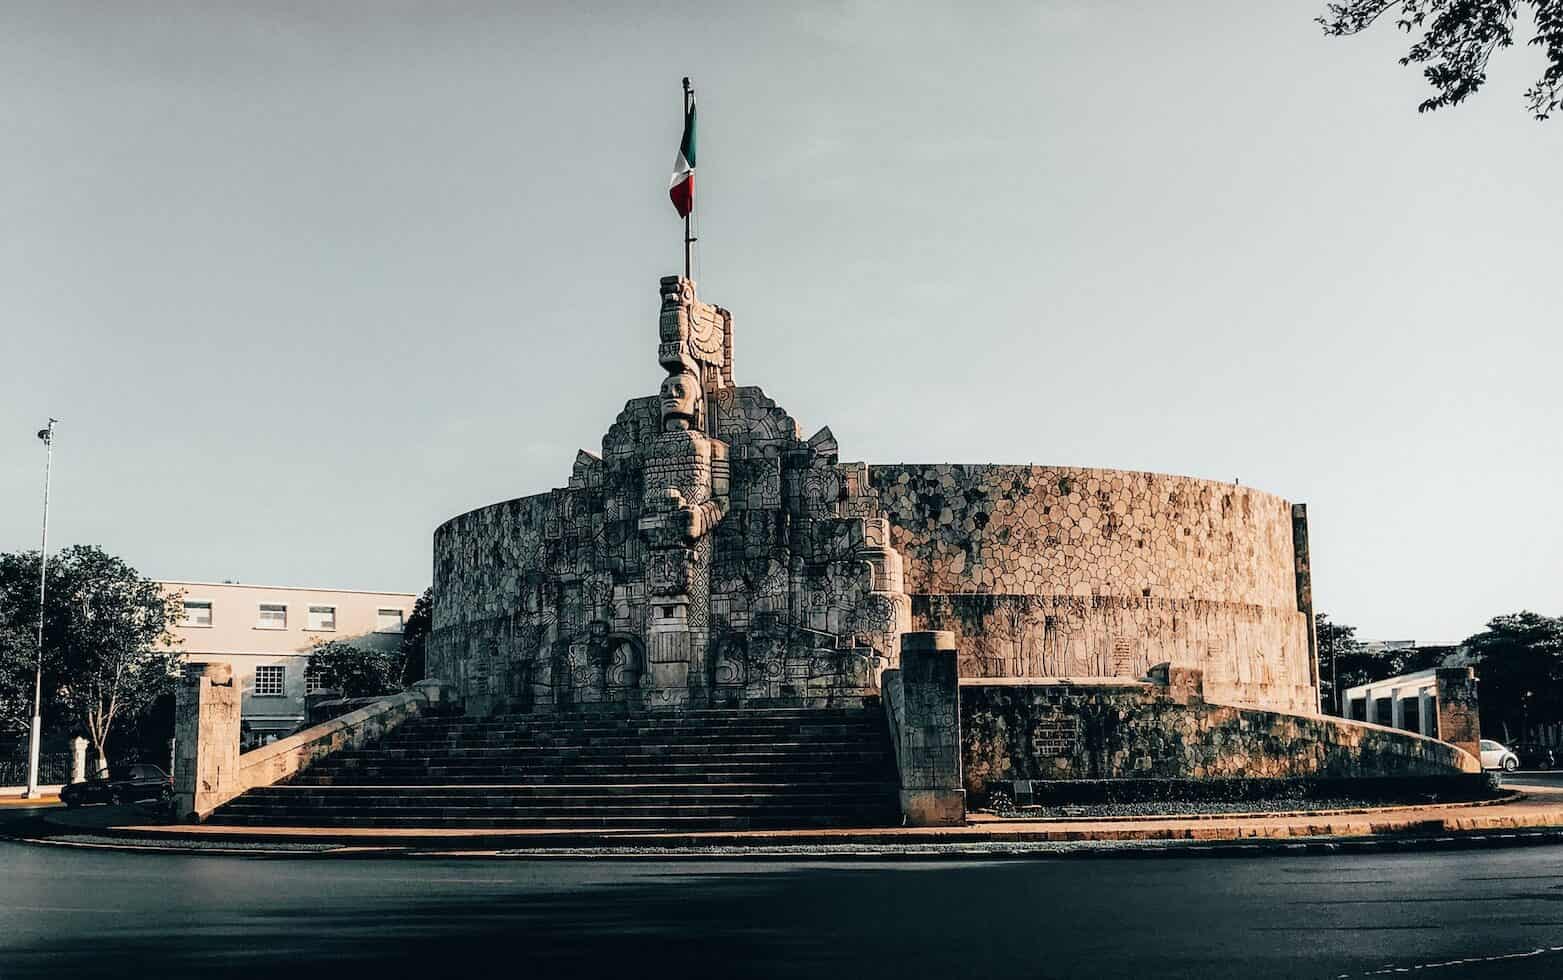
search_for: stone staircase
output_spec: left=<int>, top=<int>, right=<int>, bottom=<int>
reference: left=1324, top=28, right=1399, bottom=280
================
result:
left=210, top=705, right=901, bottom=830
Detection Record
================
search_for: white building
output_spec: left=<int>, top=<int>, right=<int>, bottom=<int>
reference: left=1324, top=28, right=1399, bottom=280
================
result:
left=161, top=581, right=418, bottom=749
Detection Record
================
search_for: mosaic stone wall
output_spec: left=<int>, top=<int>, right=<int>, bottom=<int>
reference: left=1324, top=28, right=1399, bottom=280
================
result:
left=428, top=277, right=909, bottom=715
left=868, top=466, right=1317, bottom=713
left=429, top=279, right=1318, bottom=716
left=960, top=678, right=1478, bottom=801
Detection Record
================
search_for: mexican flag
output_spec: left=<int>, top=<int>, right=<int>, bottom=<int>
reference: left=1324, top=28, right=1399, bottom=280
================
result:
left=669, top=95, right=696, bottom=218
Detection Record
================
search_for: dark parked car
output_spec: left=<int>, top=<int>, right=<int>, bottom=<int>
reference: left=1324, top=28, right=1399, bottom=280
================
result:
left=59, top=764, right=172, bottom=808
left=1516, top=743, right=1557, bottom=771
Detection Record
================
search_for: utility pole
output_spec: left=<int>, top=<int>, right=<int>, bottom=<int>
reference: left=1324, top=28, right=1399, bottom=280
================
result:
left=23, top=419, right=57, bottom=799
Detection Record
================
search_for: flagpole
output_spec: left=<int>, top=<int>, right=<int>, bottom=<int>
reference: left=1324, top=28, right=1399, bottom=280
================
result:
left=683, top=76, right=694, bottom=281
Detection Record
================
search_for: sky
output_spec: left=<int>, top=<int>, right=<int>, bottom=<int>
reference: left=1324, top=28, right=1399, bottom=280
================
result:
left=1, top=1, right=1558, bottom=642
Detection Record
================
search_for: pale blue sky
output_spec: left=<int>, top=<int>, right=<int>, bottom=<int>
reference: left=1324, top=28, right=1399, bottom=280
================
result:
left=2, top=1, right=1558, bottom=641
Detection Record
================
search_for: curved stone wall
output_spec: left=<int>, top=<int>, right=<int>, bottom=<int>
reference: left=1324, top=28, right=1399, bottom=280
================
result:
left=869, top=465, right=1317, bottom=713
left=960, top=679, right=1479, bottom=800
left=428, top=278, right=1319, bottom=716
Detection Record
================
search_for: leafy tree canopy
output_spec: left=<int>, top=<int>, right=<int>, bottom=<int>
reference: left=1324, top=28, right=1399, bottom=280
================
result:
left=0, top=546, right=182, bottom=769
left=1316, top=612, right=1455, bottom=713
left=1463, top=611, right=1563, bottom=739
left=400, top=587, right=432, bottom=688
left=306, top=640, right=404, bottom=700
left=1320, top=0, right=1563, bottom=119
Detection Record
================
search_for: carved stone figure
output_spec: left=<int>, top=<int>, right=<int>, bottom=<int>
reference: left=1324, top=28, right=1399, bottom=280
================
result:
left=429, top=273, right=1314, bottom=718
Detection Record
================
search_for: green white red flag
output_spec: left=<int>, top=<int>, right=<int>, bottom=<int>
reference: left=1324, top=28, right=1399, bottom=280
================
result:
left=669, top=94, right=696, bottom=218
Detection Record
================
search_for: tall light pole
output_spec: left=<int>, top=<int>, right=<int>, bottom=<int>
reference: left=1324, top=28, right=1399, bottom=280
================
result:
left=23, top=419, right=57, bottom=800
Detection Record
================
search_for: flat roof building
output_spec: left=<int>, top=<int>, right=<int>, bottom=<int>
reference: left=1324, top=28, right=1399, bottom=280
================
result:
left=161, top=581, right=418, bottom=749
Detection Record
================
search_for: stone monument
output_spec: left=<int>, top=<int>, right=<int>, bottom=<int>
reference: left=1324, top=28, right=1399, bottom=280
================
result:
left=430, top=278, right=1317, bottom=716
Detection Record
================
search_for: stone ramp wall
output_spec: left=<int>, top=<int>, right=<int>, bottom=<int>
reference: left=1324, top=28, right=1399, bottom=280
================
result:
left=959, top=679, right=1479, bottom=803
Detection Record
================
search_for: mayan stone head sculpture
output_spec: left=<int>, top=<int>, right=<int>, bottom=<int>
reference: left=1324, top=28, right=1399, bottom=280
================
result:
left=659, top=368, right=702, bottom=432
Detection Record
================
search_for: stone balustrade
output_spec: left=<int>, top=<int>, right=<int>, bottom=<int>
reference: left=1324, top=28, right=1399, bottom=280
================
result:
left=173, top=667, right=454, bottom=822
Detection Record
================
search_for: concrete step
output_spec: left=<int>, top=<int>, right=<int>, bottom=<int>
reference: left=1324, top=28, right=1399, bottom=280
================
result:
left=367, top=737, right=881, bottom=750
left=290, top=767, right=890, bottom=786
left=386, top=723, right=883, bottom=741
left=298, top=761, right=888, bottom=777
left=212, top=811, right=894, bottom=830
left=216, top=799, right=895, bottom=818
left=397, top=712, right=887, bottom=728
left=217, top=705, right=899, bottom=830
left=243, top=784, right=895, bottom=804
left=325, top=749, right=891, bottom=765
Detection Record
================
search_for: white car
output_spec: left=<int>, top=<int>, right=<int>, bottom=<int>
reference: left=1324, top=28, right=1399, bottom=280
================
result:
left=1480, top=739, right=1519, bottom=772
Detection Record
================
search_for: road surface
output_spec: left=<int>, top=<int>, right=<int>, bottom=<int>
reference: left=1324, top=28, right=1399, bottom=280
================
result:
left=5, top=831, right=1563, bottom=979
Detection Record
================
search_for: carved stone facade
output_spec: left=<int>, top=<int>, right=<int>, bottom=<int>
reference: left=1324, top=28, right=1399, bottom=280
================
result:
left=430, top=280, right=1317, bottom=715
left=871, top=465, right=1318, bottom=713
left=429, top=278, right=910, bottom=714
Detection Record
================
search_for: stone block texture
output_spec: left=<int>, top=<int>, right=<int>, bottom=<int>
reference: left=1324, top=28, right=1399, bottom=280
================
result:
left=174, top=661, right=241, bottom=820
left=872, top=465, right=1317, bottom=713
left=890, top=632, right=966, bottom=826
left=1435, top=667, right=1481, bottom=760
left=961, top=679, right=1478, bottom=800
left=430, top=279, right=1319, bottom=716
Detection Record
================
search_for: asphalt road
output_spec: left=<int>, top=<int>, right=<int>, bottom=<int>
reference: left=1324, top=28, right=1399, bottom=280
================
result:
left=5, top=774, right=1563, bottom=979
left=5, top=833, right=1563, bottom=980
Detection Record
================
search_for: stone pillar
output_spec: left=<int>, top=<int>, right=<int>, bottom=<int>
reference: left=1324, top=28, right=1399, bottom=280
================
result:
left=895, top=631, right=965, bottom=827
left=70, top=737, right=88, bottom=783
left=1435, top=667, right=1481, bottom=763
left=173, top=662, right=241, bottom=821
left=1419, top=690, right=1436, bottom=737
left=1291, top=503, right=1319, bottom=707
left=412, top=678, right=460, bottom=716
left=1391, top=688, right=1406, bottom=731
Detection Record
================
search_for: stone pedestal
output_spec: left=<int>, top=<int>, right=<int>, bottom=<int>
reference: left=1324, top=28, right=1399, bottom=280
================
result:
left=174, top=662, right=240, bottom=821
left=411, top=678, right=460, bottom=715
left=896, top=631, right=965, bottom=826
left=1435, top=667, right=1481, bottom=763
left=70, top=737, right=87, bottom=784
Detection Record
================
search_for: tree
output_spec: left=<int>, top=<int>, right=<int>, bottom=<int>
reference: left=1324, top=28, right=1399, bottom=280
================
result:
left=399, top=588, right=433, bottom=687
left=1316, top=613, right=1463, bottom=714
left=0, top=621, right=49, bottom=739
left=1320, top=1, right=1563, bottom=119
left=306, top=640, right=404, bottom=700
left=1317, top=612, right=1368, bottom=713
left=1463, top=612, right=1563, bottom=740
left=0, top=546, right=182, bottom=772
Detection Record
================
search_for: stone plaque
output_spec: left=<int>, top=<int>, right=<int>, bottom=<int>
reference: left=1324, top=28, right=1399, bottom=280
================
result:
left=1031, top=716, right=1079, bottom=758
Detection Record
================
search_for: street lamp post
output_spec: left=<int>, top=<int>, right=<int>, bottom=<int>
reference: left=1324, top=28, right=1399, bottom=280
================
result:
left=23, top=419, right=57, bottom=800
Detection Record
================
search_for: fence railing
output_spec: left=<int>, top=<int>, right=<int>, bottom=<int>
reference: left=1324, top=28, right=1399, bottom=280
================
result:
left=0, top=752, right=72, bottom=785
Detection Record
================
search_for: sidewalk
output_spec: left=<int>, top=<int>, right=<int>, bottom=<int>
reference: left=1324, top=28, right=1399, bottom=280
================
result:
left=9, top=783, right=1563, bottom=857
left=0, top=785, right=62, bottom=804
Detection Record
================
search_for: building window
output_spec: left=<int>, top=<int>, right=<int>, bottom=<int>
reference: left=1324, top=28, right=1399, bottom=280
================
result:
left=183, top=601, right=213, bottom=627
left=257, top=604, right=287, bottom=629
left=254, top=665, right=286, bottom=697
left=305, top=670, right=325, bottom=695
left=376, top=608, right=404, bottom=633
left=307, top=605, right=337, bottom=631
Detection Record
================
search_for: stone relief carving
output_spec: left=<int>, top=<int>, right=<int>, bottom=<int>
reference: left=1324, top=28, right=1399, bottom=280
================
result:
left=429, top=276, right=910, bottom=713
left=428, top=278, right=1315, bottom=716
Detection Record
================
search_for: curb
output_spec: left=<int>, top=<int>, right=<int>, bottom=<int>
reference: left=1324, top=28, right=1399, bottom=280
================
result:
left=11, top=803, right=1563, bottom=860
left=975, top=790, right=1521, bottom=824
left=12, top=826, right=1563, bottom=861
